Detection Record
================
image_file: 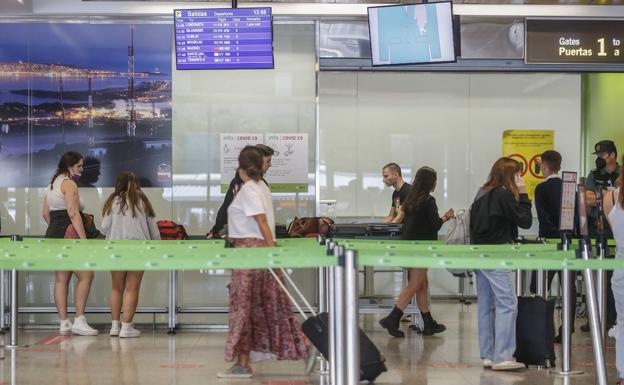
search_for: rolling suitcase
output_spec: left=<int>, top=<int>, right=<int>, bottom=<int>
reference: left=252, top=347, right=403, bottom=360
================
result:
left=514, top=296, right=556, bottom=367
left=328, top=223, right=369, bottom=238
left=268, top=269, right=387, bottom=382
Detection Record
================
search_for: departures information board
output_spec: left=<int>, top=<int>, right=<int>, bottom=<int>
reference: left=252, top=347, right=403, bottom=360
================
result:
left=174, top=8, right=274, bottom=70
left=526, top=18, right=624, bottom=64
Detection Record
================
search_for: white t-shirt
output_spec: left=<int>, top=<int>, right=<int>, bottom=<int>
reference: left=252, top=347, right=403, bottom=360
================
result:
left=227, top=180, right=275, bottom=240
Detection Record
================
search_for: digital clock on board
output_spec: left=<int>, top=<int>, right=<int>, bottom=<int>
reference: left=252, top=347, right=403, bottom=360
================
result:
left=525, top=18, right=624, bottom=64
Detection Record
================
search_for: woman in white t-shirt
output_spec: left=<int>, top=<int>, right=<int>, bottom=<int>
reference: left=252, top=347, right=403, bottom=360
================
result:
left=42, top=151, right=98, bottom=336
left=217, top=146, right=308, bottom=379
left=101, top=172, right=161, bottom=338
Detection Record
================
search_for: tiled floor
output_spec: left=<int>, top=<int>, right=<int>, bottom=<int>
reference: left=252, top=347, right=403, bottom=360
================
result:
left=0, top=302, right=615, bottom=385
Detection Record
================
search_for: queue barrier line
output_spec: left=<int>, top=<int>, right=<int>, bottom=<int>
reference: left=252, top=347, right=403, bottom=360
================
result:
left=0, top=238, right=334, bottom=271
left=0, top=236, right=616, bottom=385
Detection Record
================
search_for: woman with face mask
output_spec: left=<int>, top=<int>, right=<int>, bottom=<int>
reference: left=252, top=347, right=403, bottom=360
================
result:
left=42, top=151, right=98, bottom=336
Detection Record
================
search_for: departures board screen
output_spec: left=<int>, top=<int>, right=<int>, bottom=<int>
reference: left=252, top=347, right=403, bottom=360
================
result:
left=525, top=18, right=624, bottom=64
left=174, top=8, right=274, bottom=70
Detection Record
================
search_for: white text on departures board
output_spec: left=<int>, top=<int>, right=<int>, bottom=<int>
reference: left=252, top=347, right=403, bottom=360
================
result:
left=188, top=11, right=208, bottom=17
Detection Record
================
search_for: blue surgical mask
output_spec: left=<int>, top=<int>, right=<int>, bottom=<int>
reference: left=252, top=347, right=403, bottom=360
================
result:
left=71, top=173, right=81, bottom=183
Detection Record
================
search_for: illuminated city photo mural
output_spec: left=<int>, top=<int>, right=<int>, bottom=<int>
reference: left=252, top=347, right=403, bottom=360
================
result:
left=0, top=23, right=172, bottom=187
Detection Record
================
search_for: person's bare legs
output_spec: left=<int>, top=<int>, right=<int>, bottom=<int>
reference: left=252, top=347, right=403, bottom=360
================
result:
left=54, top=272, right=72, bottom=320
left=110, top=272, right=127, bottom=321
left=396, top=269, right=428, bottom=311
left=73, top=271, right=94, bottom=317
left=121, top=272, right=144, bottom=323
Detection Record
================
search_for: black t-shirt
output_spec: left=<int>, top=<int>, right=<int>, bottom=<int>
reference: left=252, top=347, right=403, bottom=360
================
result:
left=391, top=182, right=411, bottom=209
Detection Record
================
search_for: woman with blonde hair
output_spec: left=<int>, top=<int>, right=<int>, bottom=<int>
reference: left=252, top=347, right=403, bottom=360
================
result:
left=43, top=151, right=98, bottom=336
left=101, top=172, right=160, bottom=338
left=470, top=157, right=532, bottom=371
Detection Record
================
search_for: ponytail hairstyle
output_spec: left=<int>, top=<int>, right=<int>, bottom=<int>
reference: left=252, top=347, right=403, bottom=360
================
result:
left=402, top=166, right=437, bottom=215
left=238, top=146, right=263, bottom=181
left=102, top=172, right=156, bottom=218
left=483, top=157, right=522, bottom=201
left=50, top=151, right=83, bottom=190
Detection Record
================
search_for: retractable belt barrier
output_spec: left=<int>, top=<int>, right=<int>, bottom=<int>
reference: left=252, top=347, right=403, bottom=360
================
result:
left=0, top=236, right=618, bottom=385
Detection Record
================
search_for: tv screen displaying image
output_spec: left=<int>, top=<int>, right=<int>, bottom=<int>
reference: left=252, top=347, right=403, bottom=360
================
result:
left=368, top=2, right=456, bottom=66
left=174, top=8, right=274, bottom=70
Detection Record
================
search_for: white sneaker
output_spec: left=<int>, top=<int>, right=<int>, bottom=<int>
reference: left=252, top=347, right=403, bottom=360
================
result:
left=609, top=324, right=618, bottom=339
left=492, top=360, right=525, bottom=371
left=119, top=322, right=140, bottom=338
left=60, top=319, right=72, bottom=335
left=71, top=315, right=99, bottom=336
left=110, top=320, right=120, bottom=337
left=482, top=359, right=494, bottom=368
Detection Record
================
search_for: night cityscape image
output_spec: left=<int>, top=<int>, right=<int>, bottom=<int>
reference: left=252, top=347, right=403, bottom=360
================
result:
left=0, top=23, right=172, bottom=187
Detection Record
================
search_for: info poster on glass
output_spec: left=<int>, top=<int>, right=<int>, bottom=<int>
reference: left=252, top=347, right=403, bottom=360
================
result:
left=220, top=133, right=261, bottom=192
left=264, top=133, right=308, bottom=193
left=219, top=133, right=308, bottom=193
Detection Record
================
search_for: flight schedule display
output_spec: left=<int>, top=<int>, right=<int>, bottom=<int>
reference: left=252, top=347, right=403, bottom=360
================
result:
left=526, top=18, right=624, bottom=64
left=174, top=8, right=274, bottom=70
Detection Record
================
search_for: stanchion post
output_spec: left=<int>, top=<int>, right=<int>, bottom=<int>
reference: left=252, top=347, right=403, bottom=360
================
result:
left=516, top=269, right=524, bottom=296
left=596, top=237, right=607, bottom=348
left=167, top=270, right=177, bottom=334
left=536, top=269, right=546, bottom=297
left=344, top=249, right=360, bottom=385
left=580, top=238, right=608, bottom=385
left=333, top=245, right=346, bottom=385
left=2, top=235, right=23, bottom=349
left=551, top=233, right=583, bottom=376
left=0, top=269, right=6, bottom=331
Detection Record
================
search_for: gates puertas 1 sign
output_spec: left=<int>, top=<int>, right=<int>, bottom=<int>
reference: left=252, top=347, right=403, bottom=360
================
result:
left=525, top=18, right=624, bottom=64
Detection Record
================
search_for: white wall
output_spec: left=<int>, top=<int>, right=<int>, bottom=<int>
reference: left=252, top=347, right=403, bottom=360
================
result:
left=319, top=71, right=582, bottom=295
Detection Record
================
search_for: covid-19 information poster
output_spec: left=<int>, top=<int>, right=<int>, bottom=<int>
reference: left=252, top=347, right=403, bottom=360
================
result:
left=502, top=130, right=554, bottom=201
left=264, top=133, right=308, bottom=193
left=219, top=133, right=308, bottom=193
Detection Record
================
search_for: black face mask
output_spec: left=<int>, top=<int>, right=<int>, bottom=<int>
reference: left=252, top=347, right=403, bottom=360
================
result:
left=596, top=156, right=607, bottom=170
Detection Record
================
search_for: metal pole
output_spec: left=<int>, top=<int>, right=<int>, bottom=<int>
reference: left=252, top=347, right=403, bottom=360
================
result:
left=516, top=269, right=524, bottom=296
left=318, top=266, right=329, bottom=375
left=536, top=269, right=546, bottom=297
left=168, top=270, right=177, bottom=334
left=333, top=245, right=346, bottom=385
left=596, top=237, right=607, bottom=347
left=1, top=270, right=18, bottom=349
left=0, top=270, right=5, bottom=331
left=580, top=239, right=608, bottom=385
left=551, top=234, right=583, bottom=376
left=344, top=250, right=360, bottom=385
left=328, top=265, right=337, bottom=385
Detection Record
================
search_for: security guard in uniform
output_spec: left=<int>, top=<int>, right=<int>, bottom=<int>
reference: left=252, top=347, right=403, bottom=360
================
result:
left=583, top=139, right=621, bottom=333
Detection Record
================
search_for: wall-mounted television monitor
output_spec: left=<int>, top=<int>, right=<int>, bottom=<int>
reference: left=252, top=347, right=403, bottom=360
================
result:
left=174, top=8, right=274, bottom=70
left=368, top=2, right=456, bottom=66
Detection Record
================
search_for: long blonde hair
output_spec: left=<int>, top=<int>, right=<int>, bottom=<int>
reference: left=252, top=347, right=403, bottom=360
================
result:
left=483, top=157, right=522, bottom=201
left=102, top=172, right=155, bottom=218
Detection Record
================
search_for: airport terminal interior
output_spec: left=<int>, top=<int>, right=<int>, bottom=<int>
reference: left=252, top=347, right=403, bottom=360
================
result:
left=2, top=0, right=624, bottom=384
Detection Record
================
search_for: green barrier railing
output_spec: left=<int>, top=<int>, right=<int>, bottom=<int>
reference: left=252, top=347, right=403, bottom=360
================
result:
left=0, top=238, right=333, bottom=271
left=0, top=237, right=620, bottom=271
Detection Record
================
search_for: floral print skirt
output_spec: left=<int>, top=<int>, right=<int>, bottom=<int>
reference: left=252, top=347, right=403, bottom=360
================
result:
left=224, top=237, right=309, bottom=362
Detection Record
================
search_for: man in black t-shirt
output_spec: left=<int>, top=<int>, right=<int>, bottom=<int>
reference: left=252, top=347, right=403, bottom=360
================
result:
left=382, top=163, right=411, bottom=223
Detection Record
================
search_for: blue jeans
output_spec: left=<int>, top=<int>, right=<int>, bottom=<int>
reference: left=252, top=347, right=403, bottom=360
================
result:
left=612, top=253, right=624, bottom=378
left=475, top=269, right=518, bottom=363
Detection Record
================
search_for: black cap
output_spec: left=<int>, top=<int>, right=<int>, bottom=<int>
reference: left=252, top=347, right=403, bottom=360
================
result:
left=593, top=140, right=617, bottom=155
